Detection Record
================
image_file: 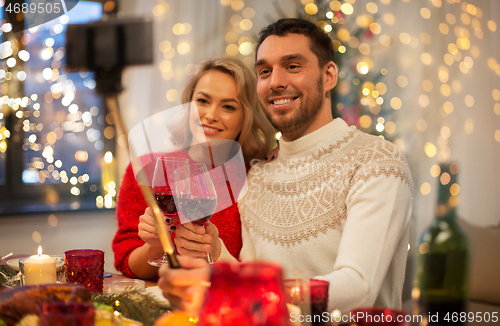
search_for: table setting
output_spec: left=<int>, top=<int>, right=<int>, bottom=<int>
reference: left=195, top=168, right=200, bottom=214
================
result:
left=1, top=247, right=413, bottom=326
left=0, top=248, right=169, bottom=326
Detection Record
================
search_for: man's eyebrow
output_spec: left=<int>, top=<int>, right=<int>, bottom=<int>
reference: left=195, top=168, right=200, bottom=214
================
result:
left=255, top=59, right=267, bottom=67
left=255, top=53, right=309, bottom=68
left=281, top=53, right=308, bottom=62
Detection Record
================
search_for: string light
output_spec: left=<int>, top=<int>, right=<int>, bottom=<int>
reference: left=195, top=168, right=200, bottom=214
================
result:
left=1, top=1, right=497, bottom=211
left=0, top=6, right=117, bottom=208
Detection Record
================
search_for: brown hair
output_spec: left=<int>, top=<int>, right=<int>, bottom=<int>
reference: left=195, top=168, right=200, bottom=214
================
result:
left=181, top=58, right=276, bottom=165
left=256, top=18, right=335, bottom=68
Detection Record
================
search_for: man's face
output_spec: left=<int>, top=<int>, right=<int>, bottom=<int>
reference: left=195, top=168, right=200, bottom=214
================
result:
left=255, top=33, right=325, bottom=138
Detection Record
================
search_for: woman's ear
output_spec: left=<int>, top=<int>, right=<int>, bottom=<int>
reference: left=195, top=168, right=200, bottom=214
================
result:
left=324, top=62, right=338, bottom=92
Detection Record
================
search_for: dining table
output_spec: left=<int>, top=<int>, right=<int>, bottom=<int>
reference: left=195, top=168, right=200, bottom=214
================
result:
left=1, top=253, right=171, bottom=326
left=0, top=253, right=162, bottom=297
left=103, top=271, right=158, bottom=293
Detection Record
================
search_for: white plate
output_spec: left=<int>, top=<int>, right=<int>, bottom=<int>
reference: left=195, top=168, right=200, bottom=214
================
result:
left=7, top=255, right=64, bottom=271
left=146, top=286, right=169, bottom=303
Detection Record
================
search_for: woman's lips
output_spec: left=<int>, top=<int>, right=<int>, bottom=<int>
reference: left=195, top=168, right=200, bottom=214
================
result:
left=201, top=125, right=222, bottom=136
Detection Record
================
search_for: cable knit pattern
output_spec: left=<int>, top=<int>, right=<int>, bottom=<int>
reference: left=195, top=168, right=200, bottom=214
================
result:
left=219, top=118, right=413, bottom=313
left=239, top=121, right=412, bottom=247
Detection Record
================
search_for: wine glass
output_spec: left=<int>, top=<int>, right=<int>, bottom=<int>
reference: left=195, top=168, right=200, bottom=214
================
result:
left=174, top=163, right=217, bottom=264
left=148, top=156, right=189, bottom=267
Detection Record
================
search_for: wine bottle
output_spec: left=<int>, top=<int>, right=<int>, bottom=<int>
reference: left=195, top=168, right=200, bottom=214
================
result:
left=414, top=162, right=470, bottom=325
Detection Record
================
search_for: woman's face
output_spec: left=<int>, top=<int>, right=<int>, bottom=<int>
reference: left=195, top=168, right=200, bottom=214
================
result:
left=189, top=70, right=245, bottom=143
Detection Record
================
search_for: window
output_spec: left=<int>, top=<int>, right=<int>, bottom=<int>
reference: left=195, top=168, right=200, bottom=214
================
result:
left=0, top=1, right=118, bottom=214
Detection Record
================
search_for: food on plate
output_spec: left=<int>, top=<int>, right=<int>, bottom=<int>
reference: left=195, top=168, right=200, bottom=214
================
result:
left=14, top=305, right=143, bottom=326
left=0, top=283, right=91, bottom=326
left=154, top=311, right=196, bottom=326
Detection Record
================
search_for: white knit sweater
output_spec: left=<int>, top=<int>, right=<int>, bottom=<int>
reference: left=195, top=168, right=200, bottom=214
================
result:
left=219, top=118, right=413, bottom=314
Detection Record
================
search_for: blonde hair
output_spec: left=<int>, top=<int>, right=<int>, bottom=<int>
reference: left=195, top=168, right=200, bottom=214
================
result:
left=181, top=57, right=276, bottom=165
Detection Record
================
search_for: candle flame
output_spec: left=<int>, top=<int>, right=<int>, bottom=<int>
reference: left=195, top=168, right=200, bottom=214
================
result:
left=37, top=245, right=43, bottom=257
left=291, top=286, right=300, bottom=296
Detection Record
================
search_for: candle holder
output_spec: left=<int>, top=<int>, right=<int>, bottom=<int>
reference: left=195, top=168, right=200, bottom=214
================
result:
left=37, top=302, right=95, bottom=326
left=283, top=273, right=312, bottom=326
left=19, top=257, right=27, bottom=286
left=64, top=249, right=104, bottom=293
left=18, top=255, right=65, bottom=285
left=199, top=262, right=288, bottom=326
left=309, top=279, right=329, bottom=326
left=108, top=279, right=146, bottom=294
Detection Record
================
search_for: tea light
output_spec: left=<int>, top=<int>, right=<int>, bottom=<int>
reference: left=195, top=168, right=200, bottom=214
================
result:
left=24, top=245, right=57, bottom=285
left=290, top=285, right=301, bottom=303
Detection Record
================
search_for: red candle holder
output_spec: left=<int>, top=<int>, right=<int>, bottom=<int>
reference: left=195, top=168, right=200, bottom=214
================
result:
left=309, top=279, right=330, bottom=326
left=37, top=302, right=95, bottom=326
left=350, top=307, right=408, bottom=326
left=199, top=262, right=288, bottom=326
left=64, top=249, right=104, bottom=293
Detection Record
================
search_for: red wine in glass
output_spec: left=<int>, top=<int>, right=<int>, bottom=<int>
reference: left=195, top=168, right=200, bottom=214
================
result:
left=148, top=156, right=189, bottom=267
left=174, top=163, right=217, bottom=263
left=177, top=197, right=217, bottom=226
left=154, top=190, right=177, bottom=217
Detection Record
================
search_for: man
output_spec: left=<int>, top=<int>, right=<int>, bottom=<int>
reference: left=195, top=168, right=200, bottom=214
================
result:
left=158, top=18, right=413, bottom=315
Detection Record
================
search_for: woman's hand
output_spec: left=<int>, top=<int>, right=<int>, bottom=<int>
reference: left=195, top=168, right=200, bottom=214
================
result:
left=138, top=207, right=171, bottom=249
left=129, top=207, right=172, bottom=279
left=158, top=256, right=210, bottom=316
left=265, top=146, right=280, bottom=162
left=174, top=222, right=221, bottom=261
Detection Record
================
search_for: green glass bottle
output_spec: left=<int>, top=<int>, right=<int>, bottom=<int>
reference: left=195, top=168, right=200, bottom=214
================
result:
left=415, top=162, right=470, bottom=325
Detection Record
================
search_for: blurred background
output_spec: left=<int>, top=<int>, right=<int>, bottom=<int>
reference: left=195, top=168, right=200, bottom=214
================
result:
left=0, top=0, right=498, bottom=308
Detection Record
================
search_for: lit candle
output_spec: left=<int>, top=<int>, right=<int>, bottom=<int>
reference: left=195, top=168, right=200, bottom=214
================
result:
left=24, top=245, right=57, bottom=285
left=289, top=285, right=302, bottom=305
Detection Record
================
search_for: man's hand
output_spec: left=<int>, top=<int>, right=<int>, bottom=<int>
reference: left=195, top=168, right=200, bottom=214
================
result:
left=138, top=207, right=178, bottom=249
left=158, top=256, right=210, bottom=316
left=174, top=222, right=221, bottom=261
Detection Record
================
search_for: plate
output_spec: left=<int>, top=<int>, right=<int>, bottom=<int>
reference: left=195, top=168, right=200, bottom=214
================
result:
left=7, top=255, right=65, bottom=271
left=146, top=286, right=169, bottom=303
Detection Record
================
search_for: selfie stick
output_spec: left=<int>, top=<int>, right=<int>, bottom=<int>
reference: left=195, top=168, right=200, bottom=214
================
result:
left=65, top=18, right=180, bottom=268
left=105, top=96, right=180, bottom=268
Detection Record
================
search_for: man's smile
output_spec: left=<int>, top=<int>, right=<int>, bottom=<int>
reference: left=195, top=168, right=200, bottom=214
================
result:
left=268, top=96, right=298, bottom=109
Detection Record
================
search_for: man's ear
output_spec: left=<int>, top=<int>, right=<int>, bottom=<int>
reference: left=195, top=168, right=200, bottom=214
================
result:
left=324, top=61, right=338, bottom=92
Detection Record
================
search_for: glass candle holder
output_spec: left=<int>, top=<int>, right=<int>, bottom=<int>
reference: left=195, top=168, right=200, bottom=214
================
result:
left=64, top=249, right=104, bottom=293
left=309, top=279, right=329, bottom=326
left=108, top=279, right=146, bottom=294
left=37, top=302, right=95, bottom=326
left=283, top=269, right=312, bottom=326
left=199, top=262, right=289, bottom=326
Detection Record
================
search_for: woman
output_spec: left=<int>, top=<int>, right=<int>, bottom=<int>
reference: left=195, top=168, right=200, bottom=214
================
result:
left=112, top=58, right=276, bottom=279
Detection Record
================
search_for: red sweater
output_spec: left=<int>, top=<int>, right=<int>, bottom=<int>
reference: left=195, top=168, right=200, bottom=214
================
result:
left=112, top=151, right=244, bottom=278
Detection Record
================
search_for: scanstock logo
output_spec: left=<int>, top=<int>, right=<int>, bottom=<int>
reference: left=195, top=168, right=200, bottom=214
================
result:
left=4, top=0, right=80, bottom=33
left=128, top=103, right=248, bottom=219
